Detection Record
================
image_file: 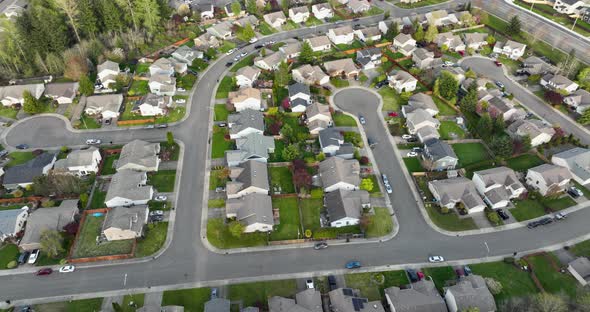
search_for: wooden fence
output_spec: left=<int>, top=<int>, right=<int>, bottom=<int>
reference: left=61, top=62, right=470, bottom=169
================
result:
left=117, top=118, right=155, bottom=126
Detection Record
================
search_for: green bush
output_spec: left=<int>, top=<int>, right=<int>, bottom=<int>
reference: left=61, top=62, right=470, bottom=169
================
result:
left=41, top=200, right=55, bottom=208
left=12, top=190, right=23, bottom=198
left=440, top=207, right=450, bottom=214
left=310, top=188, right=324, bottom=199
left=6, top=260, right=17, bottom=269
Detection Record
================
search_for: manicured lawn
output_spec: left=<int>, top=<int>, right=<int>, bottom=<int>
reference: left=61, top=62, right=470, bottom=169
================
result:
left=208, top=199, right=225, bottom=208
left=422, top=266, right=456, bottom=292
left=439, top=121, right=466, bottom=140
left=366, top=208, right=393, bottom=238
left=6, top=151, right=35, bottom=167
left=229, top=280, right=297, bottom=308
left=452, top=143, right=490, bottom=167
left=527, top=253, right=578, bottom=297
left=313, top=224, right=361, bottom=239
left=570, top=239, right=590, bottom=258
left=135, top=63, right=150, bottom=74
left=214, top=105, right=229, bottom=121
left=89, top=190, right=107, bottom=209
left=403, top=157, right=424, bottom=173
left=162, top=287, right=211, bottom=312
left=128, top=80, right=149, bottom=96
left=219, top=41, right=237, bottom=54
left=207, top=218, right=267, bottom=248
left=300, top=198, right=322, bottom=232
left=230, top=55, right=255, bottom=72
left=122, top=293, right=145, bottom=312
left=209, top=169, right=228, bottom=190
left=135, top=222, right=168, bottom=258
left=148, top=170, right=177, bottom=192
left=330, top=77, right=350, bottom=88
left=34, top=298, right=103, bottom=312
left=333, top=113, right=357, bottom=127
left=305, top=16, right=323, bottom=26
left=101, top=154, right=119, bottom=175
left=543, top=196, right=576, bottom=211
left=269, top=166, right=295, bottom=194
left=211, top=126, right=234, bottom=159
left=345, top=270, right=408, bottom=300
left=0, top=106, right=18, bottom=119
left=433, top=96, right=457, bottom=116
left=215, top=76, right=235, bottom=99
left=258, top=22, right=277, bottom=35
left=511, top=199, right=546, bottom=222
left=155, top=107, right=186, bottom=124
left=270, top=197, right=301, bottom=241
left=572, top=181, right=590, bottom=199
left=379, top=87, right=403, bottom=111
left=178, top=73, right=198, bottom=90
left=464, top=160, right=496, bottom=179
left=160, top=141, right=180, bottom=161
left=506, top=154, right=545, bottom=172
left=470, top=261, right=539, bottom=303
left=79, top=114, right=102, bottom=129
left=393, top=0, right=448, bottom=8
left=282, top=20, right=300, bottom=31
left=425, top=204, right=477, bottom=231
left=0, top=244, right=18, bottom=269
left=71, top=215, right=134, bottom=258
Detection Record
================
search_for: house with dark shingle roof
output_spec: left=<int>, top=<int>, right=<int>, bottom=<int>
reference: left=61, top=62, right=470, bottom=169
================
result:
left=526, top=164, right=572, bottom=196
left=384, top=280, right=447, bottom=312
left=552, top=147, right=590, bottom=185
left=44, top=82, right=79, bottom=105
left=226, top=160, right=269, bottom=199
left=117, top=140, right=160, bottom=172
left=102, top=205, right=148, bottom=241
left=269, top=289, right=323, bottom=312
left=318, top=157, right=360, bottom=192
left=225, top=193, right=274, bottom=233
left=329, top=288, right=385, bottom=312
left=20, top=200, right=78, bottom=250
left=228, top=109, right=265, bottom=139
left=205, top=298, right=231, bottom=312
left=568, top=257, right=590, bottom=286
left=422, top=139, right=457, bottom=171
left=3, top=152, right=57, bottom=190
left=429, top=177, right=486, bottom=214
left=105, top=170, right=154, bottom=208
left=225, top=133, right=276, bottom=166
left=324, top=189, right=369, bottom=227
left=289, top=83, right=312, bottom=113
left=444, top=275, right=496, bottom=312
left=318, top=128, right=355, bottom=159
left=472, top=167, right=526, bottom=209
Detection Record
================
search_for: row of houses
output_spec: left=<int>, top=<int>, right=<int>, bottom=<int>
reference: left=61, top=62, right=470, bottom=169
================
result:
left=0, top=82, right=78, bottom=107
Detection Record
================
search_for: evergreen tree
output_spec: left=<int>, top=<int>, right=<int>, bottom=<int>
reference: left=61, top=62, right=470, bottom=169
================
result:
left=242, top=23, right=255, bottom=41
left=459, top=81, right=478, bottom=113
left=246, top=0, right=257, bottom=15
left=53, top=0, right=82, bottom=43
left=79, top=75, right=94, bottom=96
left=507, top=16, right=521, bottom=36
left=490, top=136, right=513, bottom=158
left=23, top=90, right=45, bottom=114
left=299, top=41, right=313, bottom=64
left=231, top=1, right=242, bottom=16
left=274, top=61, right=290, bottom=87
left=578, top=108, right=590, bottom=125
left=436, top=71, right=459, bottom=101
left=99, top=1, right=123, bottom=32
left=384, top=21, right=399, bottom=41
left=493, top=115, right=505, bottom=134
left=78, top=0, right=99, bottom=37
left=135, top=0, right=162, bottom=33
left=477, top=113, right=493, bottom=139
left=413, top=25, right=424, bottom=42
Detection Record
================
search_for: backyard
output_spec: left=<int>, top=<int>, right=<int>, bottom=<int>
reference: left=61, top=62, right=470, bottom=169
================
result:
left=439, top=121, right=466, bottom=140
left=270, top=197, right=301, bottom=241
left=433, top=96, right=458, bottom=116
left=269, top=166, right=296, bottom=194
left=505, top=154, right=545, bottom=172
left=300, top=198, right=322, bottom=232
left=452, top=142, right=491, bottom=167
left=71, top=215, right=134, bottom=258
left=101, top=154, right=120, bottom=175
left=526, top=253, right=578, bottom=297
left=128, top=80, right=149, bottom=96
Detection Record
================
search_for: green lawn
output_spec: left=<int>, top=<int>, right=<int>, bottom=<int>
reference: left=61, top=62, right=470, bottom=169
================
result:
left=160, top=141, right=180, bottom=161
left=333, top=113, right=357, bottom=127
left=229, top=280, right=297, bottom=308
left=527, top=253, right=578, bottom=297
left=506, top=154, right=545, bottom=172
left=511, top=196, right=576, bottom=222
left=209, top=169, right=228, bottom=190
left=433, top=96, right=457, bottom=116
left=89, top=190, right=107, bottom=209
left=425, top=204, right=477, bottom=231
left=470, top=261, right=539, bottom=303
left=230, top=55, right=255, bottom=72
left=570, top=239, right=590, bottom=258
left=36, top=233, right=73, bottom=266
left=394, top=0, right=449, bottom=8
left=452, top=143, right=490, bottom=167
left=330, top=77, right=350, bottom=88
left=208, top=198, right=225, bottom=208
left=71, top=215, right=134, bottom=258
left=6, top=151, right=35, bottom=167
left=313, top=225, right=361, bottom=239
left=439, top=121, right=466, bottom=140
left=211, top=126, right=234, bottom=159
left=300, top=198, right=322, bottom=232
left=345, top=270, right=408, bottom=301
left=403, top=157, right=424, bottom=173
left=258, top=22, right=277, bottom=35
left=101, top=154, right=120, bottom=175
left=366, top=208, right=393, bottom=238
left=155, top=107, right=186, bottom=124
left=207, top=218, right=267, bottom=248
left=305, top=16, right=323, bottom=26
left=379, top=87, right=403, bottom=111
left=214, top=104, right=229, bottom=121
left=34, top=298, right=103, bottom=312
left=269, top=166, right=295, bottom=194
left=215, top=76, right=235, bottom=99
left=162, top=287, right=211, bottom=312
left=135, top=63, right=150, bottom=74
left=122, top=294, right=145, bottom=312
left=543, top=196, right=576, bottom=211
left=0, top=244, right=18, bottom=269
left=282, top=20, right=300, bottom=31
left=178, top=74, right=198, bottom=90
left=79, top=114, right=102, bottom=129
left=128, top=80, right=149, bottom=96
left=0, top=106, right=19, bottom=119
left=270, top=197, right=301, bottom=241
left=422, top=266, right=456, bottom=292
left=219, top=41, right=237, bottom=54
left=148, top=170, right=177, bottom=192
left=572, top=181, right=590, bottom=199
left=135, top=222, right=168, bottom=257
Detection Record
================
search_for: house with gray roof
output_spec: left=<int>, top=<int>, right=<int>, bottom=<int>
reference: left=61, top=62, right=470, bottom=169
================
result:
left=234, top=15, right=259, bottom=28
left=102, top=205, right=148, bottom=241
left=20, top=200, right=78, bottom=250
left=133, top=93, right=172, bottom=117
left=235, top=66, right=261, bottom=88
left=526, top=164, right=572, bottom=196
left=435, top=32, right=465, bottom=52
left=324, top=189, right=369, bottom=227
left=406, top=109, right=440, bottom=142
left=137, top=305, right=184, bottom=312
left=172, top=45, right=204, bottom=64
left=384, top=280, right=447, bottom=312
left=226, top=193, right=274, bottom=233
left=149, top=73, right=177, bottom=96
left=289, top=82, right=312, bottom=113
left=347, top=0, right=370, bottom=14
left=289, top=6, right=310, bottom=23
left=412, top=48, right=436, bottom=70
left=312, top=3, right=333, bottom=20
left=194, top=33, right=221, bottom=50
left=292, top=64, right=330, bottom=86
left=444, top=275, right=496, bottom=312
left=53, top=146, right=101, bottom=176
left=264, top=11, right=287, bottom=29
left=269, top=289, right=323, bottom=312
left=568, top=257, right=590, bottom=286
left=552, top=147, right=590, bottom=185
left=403, top=93, right=439, bottom=117
left=541, top=73, right=579, bottom=93
left=507, top=119, right=555, bottom=147
left=305, top=35, right=332, bottom=53
left=318, top=128, right=355, bottom=159
left=422, top=139, right=457, bottom=171
left=429, top=177, right=486, bottom=213
left=393, top=33, right=416, bottom=56
left=84, top=94, right=124, bottom=119
left=226, top=133, right=276, bottom=166
left=356, top=47, right=382, bottom=70
left=105, top=170, right=154, bottom=208
left=328, top=288, right=385, bottom=312
left=0, top=207, right=28, bottom=241
left=462, top=32, right=488, bottom=50
left=564, top=89, right=590, bottom=114
left=305, top=103, right=332, bottom=135
left=205, top=298, right=231, bottom=312
left=228, top=109, right=265, bottom=139
left=324, top=58, right=359, bottom=79
left=96, top=60, right=120, bottom=90
left=387, top=70, right=417, bottom=93
left=0, top=83, right=45, bottom=107
left=318, top=157, right=360, bottom=193
left=226, top=160, right=269, bottom=199
left=45, top=82, right=79, bottom=105
left=3, top=152, right=57, bottom=190
left=493, top=40, right=526, bottom=60
left=254, top=51, right=283, bottom=71
left=522, top=56, right=557, bottom=76
left=472, top=167, right=526, bottom=209
left=354, top=27, right=381, bottom=43
left=117, top=140, right=160, bottom=172
left=280, top=41, right=302, bottom=59
left=207, top=21, right=233, bottom=39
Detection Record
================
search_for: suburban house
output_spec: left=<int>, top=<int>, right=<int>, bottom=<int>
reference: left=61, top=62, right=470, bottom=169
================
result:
left=568, top=257, right=590, bottom=286
left=425, top=10, right=459, bottom=26
left=149, top=57, right=186, bottom=76
left=472, top=167, right=526, bottom=209
left=105, top=170, right=154, bottom=208
left=228, top=109, right=265, bottom=139
left=254, top=51, right=283, bottom=70
left=429, top=177, right=486, bottom=213
left=205, top=298, right=231, bottom=312
left=234, top=15, right=259, bottom=28
left=507, top=119, right=555, bottom=147
left=172, top=45, right=203, bottom=64
left=225, top=133, right=276, bottom=166
left=53, top=147, right=102, bottom=176
left=269, top=289, right=323, bottom=312
left=224, top=2, right=245, bottom=17
left=289, top=6, right=310, bottom=23
left=328, top=26, right=355, bottom=45
left=198, top=3, right=214, bottom=19
left=329, top=288, right=385, bottom=312
left=226, top=193, right=274, bottom=233
left=279, top=41, right=302, bottom=59
left=540, top=74, right=579, bottom=93
left=422, top=139, right=458, bottom=171
left=554, top=0, right=589, bottom=15
left=318, top=157, right=360, bottom=193
left=324, top=189, right=370, bottom=228
left=149, top=73, right=177, bottom=96
left=0, top=84, right=45, bottom=107
left=444, top=275, right=497, bottom=312
left=462, top=77, right=490, bottom=92
left=384, top=280, right=447, bottom=312
left=44, top=82, right=79, bottom=105
left=292, top=64, right=330, bottom=85
left=493, top=40, right=527, bottom=60
left=19, top=200, right=79, bottom=250
left=305, top=102, right=333, bottom=134
left=206, top=21, right=234, bottom=39
left=403, top=93, right=439, bottom=117
left=387, top=70, right=418, bottom=93
left=412, top=48, right=437, bottom=70
left=116, top=140, right=160, bottom=172
left=480, top=96, right=525, bottom=122
left=552, top=147, right=590, bottom=185
left=564, top=89, right=590, bottom=114
left=288, top=83, right=312, bottom=113
left=522, top=56, right=557, bottom=76
left=102, top=206, right=148, bottom=241
left=2, top=152, right=57, bottom=190
left=436, top=67, right=466, bottom=84
left=319, top=128, right=355, bottom=159
left=235, top=66, right=262, bottom=88
left=323, top=59, right=359, bottom=78
left=462, top=32, right=488, bottom=50
left=264, top=11, right=287, bottom=29
left=229, top=87, right=262, bottom=112
left=393, top=33, right=416, bottom=56
left=194, top=33, right=220, bottom=50
left=347, top=0, right=370, bottom=13
left=96, top=60, right=120, bottom=89
left=305, top=36, right=332, bottom=52
left=133, top=94, right=171, bottom=116
left=435, top=32, right=465, bottom=52
left=312, top=3, right=333, bottom=19
left=0, top=208, right=28, bottom=241
left=406, top=109, right=440, bottom=136
left=356, top=47, right=382, bottom=70
left=354, top=27, right=381, bottom=42
left=226, top=160, right=269, bottom=199
left=526, top=164, right=572, bottom=196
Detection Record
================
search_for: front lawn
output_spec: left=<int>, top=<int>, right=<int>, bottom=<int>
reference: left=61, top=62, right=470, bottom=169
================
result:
left=162, top=287, right=211, bottom=312
left=366, top=207, right=393, bottom=238
left=433, top=96, right=457, bottom=116
left=34, top=298, right=103, bottom=312
left=230, top=55, right=255, bottom=73
left=79, top=114, right=102, bottom=129
left=208, top=199, right=225, bottom=208
left=215, top=76, right=235, bottom=99
left=313, top=224, right=361, bottom=239
left=452, top=143, right=490, bottom=167
left=330, top=77, right=350, bottom=88
left=6, top=151, right=35, bottom=167
left=305, top=16, right=323, bottom=26
left=282, top=20, right=300, bottom=31
left=258, top=22, right=277, bottom=35
left=209, top=169, right=229, bottom=190
left=422, top=266, right=456, bottom=292
left=527, top=253, right=578, bottom=297
left=178, top=73, right=198, bottom=90
left=378, top=87, right=403, bottom=111
left=122, top=294, right=145, bottom=312
left=148, top=170, right=177, bottom=192
left=345, top=270, right=408, bottom=301
left=511, top=196, right=576, bottom=222
left=229, top=280, right=297, bottom=309
left=101, top=154, right=119, bottom=175
left=0, top=244, right=18, bottom=269
left=506, top=154, right=545, bottom=172
left=214, top=104, right=229, bottom=121
left=0, top=106, right=19, bottom=119
left=332, top=113, right=357, bottom=127
left=135, top=222, right=168, bottom=258
left=300, top=198, right=322, bottom=232
left=470, top=261, right=538, bottom=303
left=439, top=121, right=466, bottom=140
left=403, top=157, right=424, bottom=173
left=71, top=215, right=134, bottom=258
left=269, top=166, right=295, bottom=194
left=155, top=107, right=186, bottom=124
left=128, top=80, right=149, bottom=96
left=207, top=218, right=267, bottom=248
left=219, top=41, right=237, bottom=54
left=270, top=197, right=301, bottom=241
left=211, top=126, right=234, bottom=159
left=571, top=239, right=590, bottom=258
left=425, top=204, right=477, bottom=231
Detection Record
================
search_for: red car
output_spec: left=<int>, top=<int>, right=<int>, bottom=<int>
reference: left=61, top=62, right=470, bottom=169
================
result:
left=417, top=271, right=425, bottom=280
left=388, top=112, right=398, bottom=117
left=494, top=60, right=502, bottom=67
left=36, top=268, right=53, bottom=276
left=458, top=50, right=465, bottom=56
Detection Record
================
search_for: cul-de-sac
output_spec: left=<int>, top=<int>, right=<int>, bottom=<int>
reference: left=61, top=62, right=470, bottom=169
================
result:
left=1, top=0, right=590, bottom=311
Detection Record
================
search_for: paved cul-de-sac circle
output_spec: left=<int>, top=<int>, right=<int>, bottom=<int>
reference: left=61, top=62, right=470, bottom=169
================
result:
left=332, top=88, right=381, bottom=115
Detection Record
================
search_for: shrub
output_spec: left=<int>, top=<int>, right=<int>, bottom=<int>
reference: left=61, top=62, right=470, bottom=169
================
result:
left=310, top=188, right=324, bottom=199
left=304, top=229, right=312, bottom=238
left=12, top=190, right=23, bottom=198
left=359, top=156, right=369, bottom=165
left=484, top=277, right=503, bottom=295
left=486, top=211, right=501, bottom=225
left=41, top=200, right=55, bottom=208
left=6, top=261, right=17, bottom=269
left=440, top=207, right=450, bottom=214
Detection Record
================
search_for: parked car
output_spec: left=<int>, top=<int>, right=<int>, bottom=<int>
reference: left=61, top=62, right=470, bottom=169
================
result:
left=149, top=210, right=164, bottom=217
left=527, top=220, right=541, bottom=229
left=496, top=209, right=509, bottom=220
left=314, top=242, right=328, bottom=250
left=240, top=52, right=247, bottom=57
left=359, top=115, right=366, bottom=125
left=27, top=249, right=40, bottom=264
left=568, top=187, right=583, bottom=198
left=17, top=251, right=30, bottom=265
left=225, top=62, right=233, bottom=67
left=406, top=137, right=418, bottom=143
left=156, top=124, right=168, bottom=128
left=539, top=217, right=553, bottom=225
left=495, top=81, right=505, bottom=89
left=35, top=268, right=53, bottom=276
left=210, top=288, right=218, bottom=299
left=85, top=139, right=101, bottom=145
left=177, top=87, right=186, bottom=92
left=494, top=60, right=502, bottom=67
left=233, top=56, right=241, bottom=62
left=218, top=122, right=227, bottom=127
left=407, top=151, right=418, bottom=157
left=381, top=174, right=389, bottom=185
left=367, top=137, right=376, bottom=148
left=150, top=215, right=164, bottom=222
left=456, top=267, right=465, bottom=277
left=328, top=275, right=337, bottom=290
left=16, top=144, right=29, bottom=150
left=345, top=260, right=361, bottom=269
left=249, top=37, right=258, bottom=43
left=254, top=44, right=263, bottom=49
left=428, top=255, right=445, bottom=263
left=145, top=125, right=155, bottom=129
left=226, top=48, right=236, bottom=55
left=58, top=265, right=75, bottom=273
left=411, top=147, right=422, bottom=153
left=176, top=99, right=186, bottom=104
left=406, top=269, right=418, bottom=282
left=154, top=195, right=167, bottom=201
left=401, top=134, right=414, bottom=140
left=555, top=212, right=567, bottom=220
left=463, top=265, right=472, bottom=276
left=385, top=184, right=393, bottom=194
left=0, top=150, right=8, bottom=158
left=388, top=111, right=398, bottom=117
left=374, top=80, right=388, bottom=89
left=104, top=118, right=112, bottom=125
left=306, top=279, right=314, bottom=289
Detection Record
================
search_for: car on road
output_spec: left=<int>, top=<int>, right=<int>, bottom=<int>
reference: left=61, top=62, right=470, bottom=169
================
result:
left=240, top=52, right=247, bottom=57
left=16, top=144, right=29, bottom=150
left=176, top=99, right=186, bottom=104
left=86, top=139, right=101, bottom=145
left=374, top=80, right=388, bottom=89
left=401, top=134, right=414, bottom=140
left=233, top=56, right=241, bottom=62
left=249, top=37, right=258, bottom=43
left=539, top=217, right=553, bottom=225
left=225, top=62, right=233, bottom=67
left=428, top=255, right=445, bottom=263
left=345, top=261, right=361, bottom=269
left=177, top=87, right=186, bottom=92
left=367, top=137, right=376, bottom=148
left=495, top=81, right=505, bottom=89
left=568, top=187, right=583, bottom=198
left=385, top=184, right=393, bottom=194
left=154, top=195, right=167, bottom=201
left=314, top=242, right=328, bottom=250
left=381, top=174, right=389, bottom=185
left=35, top=268, right=53, bottom=276
left=494, top=60, right=502, bottom=67
left=407, top=151, right=418, bottom=157
left=359, top=115, right=366, bottom=125
left=27, top=249, right=40, bottom=264
left=306, top=279, right=314, bottom=289
left=17, top=251, right=30, bottom=265
left=254, top=44, right=263, bottom=49
left=145, top=124, right=155, bottom=129
left=442, top=61, right=454, bottom=67
left=226, top=48, right=236, bottom=55
left=496, top=209, right=509, bottom=220
left=527, top=220, right=541, bottom=229
left=156, top=124, right=168, bottom=128
left=59, top=265, right=75, bottom=273
left=555, top=212, right=567, bottom=220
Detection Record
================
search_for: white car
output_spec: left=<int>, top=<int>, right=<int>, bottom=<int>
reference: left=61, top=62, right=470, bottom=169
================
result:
left=240, top=52, right=247, bottom=57
left=176, top=99, right=186, bottom=104
left=85, top=139, right=101, bottom=145
left=305, top=279, right=314, bottom=289
left=428, top=256, right=445, bottom=263
left=27, top=249, right=40, bottom=264
left=226, top=48, right=236, bottom=55
left=59, top=265, right=76, bottom=273
left=155, top=195, right=167, bottom=201
left=249, top=37, right=258, bottom=43
left=385, top=184, right=393, bottom=194
left=407, top=151, right=418, bottom=157
left=401, top=134, right=413, bottom=140
left=177, top=87, right=186, bottom=92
